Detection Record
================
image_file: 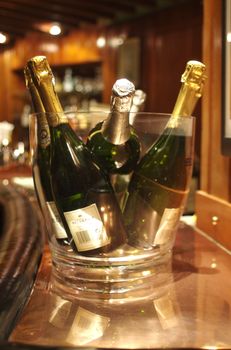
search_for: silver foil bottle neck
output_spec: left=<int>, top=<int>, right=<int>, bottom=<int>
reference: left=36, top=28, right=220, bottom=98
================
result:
left=102, top=79, right=135, bottom=145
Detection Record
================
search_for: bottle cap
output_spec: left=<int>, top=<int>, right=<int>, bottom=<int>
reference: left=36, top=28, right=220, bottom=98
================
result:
left=112, top=78, right=135, bottom=97
left=181, top=60, right=206, bottom=96
left=110, top=78, right=135, bottom=113
left=26, top=56, right=54, bottom=87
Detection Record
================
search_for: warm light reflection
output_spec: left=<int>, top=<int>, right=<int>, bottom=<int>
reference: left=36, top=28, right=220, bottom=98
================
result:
left=49, top=24, right=62, bottom=36
left=227, top=32, right=231, bottom=42
left=0, top=32, right=7, bottom=44
left=35, top=22, right=62, bottom=36
left=39, top=43, right=59, bottom=53
left=2, top=138, right=9, bottom=146
left=96, top=36, right=106, bottom=48
left=109, top=37, right=125, bottom=48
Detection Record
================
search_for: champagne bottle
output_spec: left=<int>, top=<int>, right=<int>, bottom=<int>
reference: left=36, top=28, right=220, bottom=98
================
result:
left=26, top=56, right=127, bottom=255
left=123, top=60, right=206, bottom=248
left=129, top=89, right=146, bottom=125
left=86, top=78, right=141, bottom=175
left=24, top=66, right=68, bottom=243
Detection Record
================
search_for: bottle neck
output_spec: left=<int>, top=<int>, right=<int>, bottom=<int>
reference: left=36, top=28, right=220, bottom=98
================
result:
left=28, top=83, right=45, bottom=114
left=37, top=79, right=68, bottom=127
left=101, top=111, right=130, bottom=145
left=101, top=90, right=133, bottom=145
left=172, top=83, right=201, bottom=118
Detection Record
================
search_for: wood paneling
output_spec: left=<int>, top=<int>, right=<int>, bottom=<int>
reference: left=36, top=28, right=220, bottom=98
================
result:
left=0, top=1, right=203, bottom=122
left=200, top=0, right=230, bottom=198
left=11, top=29, right=102, bottom=70
left=195, top=0, right=231, bottom=250
left=196, top=190, right=231, bottom=250
left=2, top=28, right=103, bottom=121
left=102, top=1, right=202, bottom=113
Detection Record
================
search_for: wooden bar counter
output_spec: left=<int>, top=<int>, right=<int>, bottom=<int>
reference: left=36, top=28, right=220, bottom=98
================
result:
left=0, top=164, right=231, bottom=349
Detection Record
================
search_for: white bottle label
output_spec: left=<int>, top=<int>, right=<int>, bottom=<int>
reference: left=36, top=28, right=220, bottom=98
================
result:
left=49, top=296, right=72, bottom=328
left=66, top=306, right=110, bottom=345
left=46, top=201, right=68, bottom=239
left=64, top=203, right=111, bottom=252
left=154, top=207, right=182, bottom=245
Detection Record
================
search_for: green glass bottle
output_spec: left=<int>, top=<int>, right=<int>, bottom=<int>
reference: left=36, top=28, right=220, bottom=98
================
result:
left=24, top=66, right=68, bottom=243
left=86, top=78, right=141, bottom=175
left=123, top=60, right=206, bottom=249
left=27, top=56, right=127, bottom=255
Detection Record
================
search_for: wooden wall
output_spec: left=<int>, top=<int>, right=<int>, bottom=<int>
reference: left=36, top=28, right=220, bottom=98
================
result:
left=195, top=0, right=231, bottom=250
left=0, top=27, right=102, bottom=122
left=0, top=1, right=202, bottom=122
left=102, top=2, right=202, bottom=113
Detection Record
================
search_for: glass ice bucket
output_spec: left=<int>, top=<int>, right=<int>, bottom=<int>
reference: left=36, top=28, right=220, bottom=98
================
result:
left=29, top=111, right=195, bottom=300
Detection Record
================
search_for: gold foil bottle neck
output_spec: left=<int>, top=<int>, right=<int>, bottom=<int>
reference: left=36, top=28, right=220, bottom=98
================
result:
left=171, top=60, right=207, bottom=119
left=24, top=66, right=45, bottom=114
left=26, top=55, right=67, bottom=125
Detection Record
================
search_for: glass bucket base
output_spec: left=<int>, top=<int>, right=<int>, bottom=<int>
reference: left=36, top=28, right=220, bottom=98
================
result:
left=50, top=238, right=173, bottom=302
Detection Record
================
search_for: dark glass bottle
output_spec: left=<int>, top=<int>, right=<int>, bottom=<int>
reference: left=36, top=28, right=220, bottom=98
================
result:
left=24, top=66, right=68, bottom=244
left=123, top=60, right=206, bottom=248
left=26, top=56, right=127, bottom=255
left=86, top=79, right=141, bottom=175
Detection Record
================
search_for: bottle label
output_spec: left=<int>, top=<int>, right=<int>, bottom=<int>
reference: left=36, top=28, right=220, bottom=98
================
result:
left=38, top=119, right=51, bottom=149
left=154, top=207, right=182, bottom=245
left=46, top=201, right=68, bottom=239
left=64, top=204, right=111, bottom=252
left=153, top=293, right=178, bottom=329
left=66, top=306, right=110, bottom=345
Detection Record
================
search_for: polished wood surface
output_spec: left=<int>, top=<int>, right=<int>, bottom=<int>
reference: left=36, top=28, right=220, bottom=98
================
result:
left=9, top=220, right=231, bottom=349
